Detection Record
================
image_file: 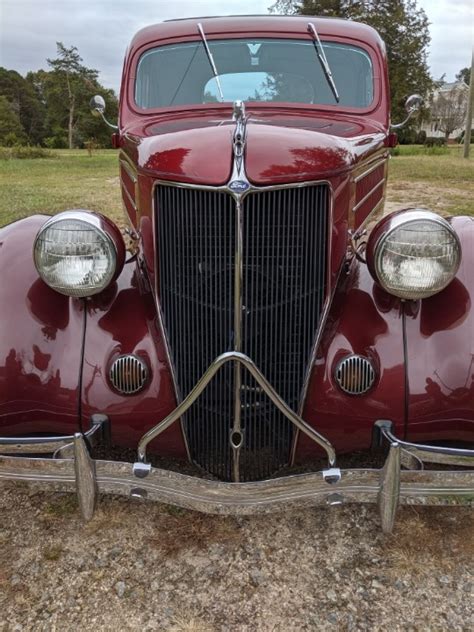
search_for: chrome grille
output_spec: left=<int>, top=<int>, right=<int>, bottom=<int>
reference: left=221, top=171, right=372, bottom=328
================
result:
left=157, top=184, right=329, bottom=481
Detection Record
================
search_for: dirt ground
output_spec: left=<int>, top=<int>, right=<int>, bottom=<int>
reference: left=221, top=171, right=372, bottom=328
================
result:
left=0, top=483, right=473, bottom=632
left=1, top=179, right=473, bottom=631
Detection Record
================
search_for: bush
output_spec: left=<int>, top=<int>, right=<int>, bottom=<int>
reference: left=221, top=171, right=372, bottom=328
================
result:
left=415, top=130, right=427, bottom=144
left=424, top=136, right=447, bottom=147
left=397, top=127, right=418, bottom=144
left=0, top=146, right=57, bottom=160
left=44, top=135, right=68, bottom=149
left=455, top=130, right=474, bottom=144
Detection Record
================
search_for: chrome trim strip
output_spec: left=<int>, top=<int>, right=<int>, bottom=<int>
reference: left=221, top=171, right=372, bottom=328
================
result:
left=354, top=158, right=387, bottom=183
left=353, top=196, right=385, bottom=236
left=352, top=177, right=385, bottom=212
left=151, top=177, right=334, bottom=204
left=120, top=158, right=138, bottom=184
left=380, top=424, right=474, bottom=468
left=136, top=351, right=337, bottom=467
left=0, top=420, right=105, bottom=455
left=121, top=180, right=137, bottom=211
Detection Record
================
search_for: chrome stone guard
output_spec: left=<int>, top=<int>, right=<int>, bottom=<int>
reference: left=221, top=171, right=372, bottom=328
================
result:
left=1, top=353, right=473, bottom=533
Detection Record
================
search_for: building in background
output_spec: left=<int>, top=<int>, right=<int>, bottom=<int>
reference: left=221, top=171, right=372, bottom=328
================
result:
left=421, top=80, right=469, bottom=142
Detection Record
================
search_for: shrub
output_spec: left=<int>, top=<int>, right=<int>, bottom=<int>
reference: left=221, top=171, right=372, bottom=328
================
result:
left=0, top=146, right=57, bottom=160
left=415, top=130, right=427, bottom=144
left=424, top=136, right=447, bottom=147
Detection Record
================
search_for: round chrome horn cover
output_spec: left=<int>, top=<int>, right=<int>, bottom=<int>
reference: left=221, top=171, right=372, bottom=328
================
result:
left=109, top=355, right=149, bottom=395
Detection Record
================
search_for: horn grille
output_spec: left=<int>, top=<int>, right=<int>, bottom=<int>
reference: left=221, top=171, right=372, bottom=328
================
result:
left=109, top=355, right=148, bottom=395
left=335, top=355, right=375, bottom=395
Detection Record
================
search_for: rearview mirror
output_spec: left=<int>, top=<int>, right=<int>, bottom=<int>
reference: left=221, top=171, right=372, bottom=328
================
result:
left=90, top=95, right=106, bottom=117
left=405, top=94, right=423, bottom=114
left=89, top=95, right=118, bottom=130
left=391, top=93, right=424, bottom=130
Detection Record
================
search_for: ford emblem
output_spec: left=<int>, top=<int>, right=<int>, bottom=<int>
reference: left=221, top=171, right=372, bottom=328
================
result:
left=229, top=180, right=250, bottom=193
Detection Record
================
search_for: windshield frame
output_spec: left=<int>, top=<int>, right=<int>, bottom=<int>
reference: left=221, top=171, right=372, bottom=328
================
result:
left=126, top=32, right=383, bottom=118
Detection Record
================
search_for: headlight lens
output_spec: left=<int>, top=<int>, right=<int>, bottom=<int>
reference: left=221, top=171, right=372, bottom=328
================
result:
left=34, top=211, right=120, bottom=297
left=369, top=211, right=461, bottom=300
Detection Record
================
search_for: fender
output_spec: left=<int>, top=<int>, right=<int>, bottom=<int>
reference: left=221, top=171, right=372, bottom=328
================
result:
left=294, top=258, right=406, bottom=462
left=0, top=216, right=84, bottom=435
left=405, top=216, right=474, bottom=443
left=0, top=216, right=187, bottom=458
left=294, top=215, right=474, bottom=463
left=80, top=258, right=187, bottom=459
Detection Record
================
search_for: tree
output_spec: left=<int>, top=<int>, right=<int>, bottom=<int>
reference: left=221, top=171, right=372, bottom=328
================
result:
left=269, top=0, right=432, bottom=125
left=0, top=68, right=45, bottom=144
left=431, top=84, right=468, bottom=141
left=47, top=42, right=99, bottom=149
left=456, top=67, right=470, bottom=86
left=0, top=96, right=27, bottom=146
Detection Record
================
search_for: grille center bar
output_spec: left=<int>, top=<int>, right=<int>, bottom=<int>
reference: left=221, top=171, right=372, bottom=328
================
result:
left=230, top=102, right=248, bottom=482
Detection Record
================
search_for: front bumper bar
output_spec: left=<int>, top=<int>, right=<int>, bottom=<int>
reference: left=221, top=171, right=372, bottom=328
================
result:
left=0, top=420, right=472, bottom=533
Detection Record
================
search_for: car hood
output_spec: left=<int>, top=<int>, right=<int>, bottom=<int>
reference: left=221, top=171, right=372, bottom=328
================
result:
left=125, top=111, right=386, bottom=186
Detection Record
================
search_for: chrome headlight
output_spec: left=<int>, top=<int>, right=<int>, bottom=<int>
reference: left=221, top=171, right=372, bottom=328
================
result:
left=34, top=210, right=125, bottom=297
left=367, top=210, right=461, bottom=300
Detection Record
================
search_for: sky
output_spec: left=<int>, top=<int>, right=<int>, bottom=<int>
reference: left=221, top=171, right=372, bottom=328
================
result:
left=0, top=0, right=472, bottom=92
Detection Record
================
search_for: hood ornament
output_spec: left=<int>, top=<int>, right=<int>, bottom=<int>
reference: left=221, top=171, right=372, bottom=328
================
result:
left=229, top=100, right=250, bottom=195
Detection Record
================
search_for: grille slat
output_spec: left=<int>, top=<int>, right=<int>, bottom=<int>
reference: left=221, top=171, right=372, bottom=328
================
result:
left=157, top=184, right=329, bottom=481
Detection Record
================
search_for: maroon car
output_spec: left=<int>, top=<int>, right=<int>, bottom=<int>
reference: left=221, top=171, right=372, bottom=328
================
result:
left=1, top=16, right=472, bottom=531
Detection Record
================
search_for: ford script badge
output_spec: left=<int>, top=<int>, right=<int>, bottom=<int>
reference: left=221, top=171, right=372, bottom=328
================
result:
left=229, top=180, right=250, bottom=193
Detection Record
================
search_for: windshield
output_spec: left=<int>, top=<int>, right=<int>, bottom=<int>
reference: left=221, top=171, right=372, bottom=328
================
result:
left=135, top=38, right=374, bottom=109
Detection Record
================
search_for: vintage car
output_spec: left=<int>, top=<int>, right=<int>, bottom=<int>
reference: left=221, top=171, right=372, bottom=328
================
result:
left=1, top=15, right=472, bottom=532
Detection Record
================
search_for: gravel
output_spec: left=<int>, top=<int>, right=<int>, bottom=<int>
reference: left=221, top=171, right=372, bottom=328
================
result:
left=0, top=483, right=472, bottom=631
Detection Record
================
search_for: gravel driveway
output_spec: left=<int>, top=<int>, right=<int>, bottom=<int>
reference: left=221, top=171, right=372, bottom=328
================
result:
left=1, top=481, right=472, bottom=631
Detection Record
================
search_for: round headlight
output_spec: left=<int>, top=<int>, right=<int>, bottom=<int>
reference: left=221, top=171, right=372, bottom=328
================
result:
left=367, top=210, right=461, bottom=300
left=34, top=210, right=124, bottom=297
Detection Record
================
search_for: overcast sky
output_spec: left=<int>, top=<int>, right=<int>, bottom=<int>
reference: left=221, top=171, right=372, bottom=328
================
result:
left=0, top=0, right=472, bottom=92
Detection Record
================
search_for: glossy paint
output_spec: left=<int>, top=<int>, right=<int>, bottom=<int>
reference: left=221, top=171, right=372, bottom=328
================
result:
left=1, top=16, right=472, bottom=460
left=404, top=216, right=474, bottom=444
left=294, top=257, right=406, bottom=461
left=80, top=259, right=187, bottom=458
left=0, top=216, right=83, bottom=435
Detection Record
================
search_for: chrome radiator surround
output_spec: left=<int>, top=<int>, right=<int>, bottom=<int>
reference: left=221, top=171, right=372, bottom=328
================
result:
left=1, top=421, right=473, bottom=534
left=155, top=180, right=331, bottom=482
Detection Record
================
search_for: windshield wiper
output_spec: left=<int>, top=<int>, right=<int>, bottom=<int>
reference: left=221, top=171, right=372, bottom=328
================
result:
left=197, top=23, right=225, bottom=102
left=307, top=22, right=340, bottom=104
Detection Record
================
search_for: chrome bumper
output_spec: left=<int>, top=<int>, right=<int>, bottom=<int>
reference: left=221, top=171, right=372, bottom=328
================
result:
left=0, top=419, right=472, bottom=533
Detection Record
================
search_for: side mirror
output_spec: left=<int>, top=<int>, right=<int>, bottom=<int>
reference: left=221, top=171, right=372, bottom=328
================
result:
left=391, top=94, right=424, bottom=130
left=405, top=94, right=423, bottom=114
left=89, top=95, right=118, bottom=130
left=90, top=95, right=106, bottom=117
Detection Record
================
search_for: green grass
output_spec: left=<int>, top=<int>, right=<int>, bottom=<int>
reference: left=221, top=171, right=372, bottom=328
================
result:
left=0, top=145, right=472, bottom=228
left=387, top=144, right=474, bottom=216
left=0, top=149, right=122, bottom=227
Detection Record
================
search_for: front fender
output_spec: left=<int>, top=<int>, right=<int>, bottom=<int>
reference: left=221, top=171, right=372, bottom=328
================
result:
left=405, top=216, right=474, bottom=443
left=0, top=216, right=84, bottom=435
left=80, top=259, right=188, bottom=459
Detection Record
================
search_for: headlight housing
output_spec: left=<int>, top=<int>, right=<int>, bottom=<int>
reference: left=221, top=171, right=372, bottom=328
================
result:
left=367, top=210, right=461, bottom=300
left=34, top=210, right=125, bottom=297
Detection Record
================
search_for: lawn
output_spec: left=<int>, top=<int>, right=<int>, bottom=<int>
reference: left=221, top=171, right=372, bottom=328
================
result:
left=387, top=144, right=474, bottom=216
left=0, top=149, right=122, bottom=227
left=0, top=145, right=472, bottom=227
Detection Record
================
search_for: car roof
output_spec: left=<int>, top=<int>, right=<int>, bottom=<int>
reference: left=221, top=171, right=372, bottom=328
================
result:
left=129, top=14, right=384, bottom=53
